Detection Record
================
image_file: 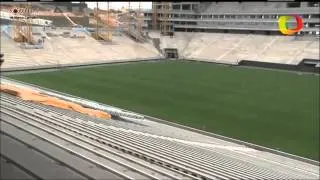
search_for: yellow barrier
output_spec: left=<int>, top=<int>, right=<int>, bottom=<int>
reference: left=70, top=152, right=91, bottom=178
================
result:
left=0, top=84, right=111, bottom=119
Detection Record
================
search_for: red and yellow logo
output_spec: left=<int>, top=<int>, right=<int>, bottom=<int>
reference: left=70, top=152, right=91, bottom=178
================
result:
left=278, top=15, right=304, bottom=35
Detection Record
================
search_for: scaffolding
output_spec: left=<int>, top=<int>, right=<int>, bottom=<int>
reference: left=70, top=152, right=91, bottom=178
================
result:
left=120, top=1, right=146, bottom=43
left=13, top=3, right=34, bottom=44
left=137, top=2, right=143, bottom=35
left=92, top=2, right=112, bottom=42
left=13, top=8, right=22, bottom=41
left=128, top=1, right=131, bottom=34
left=106, top=1, right=112, bottom=41
left=152, top=2, right=173, bottom=35
left=24, top=3, right=33, bottom=44
left=152, top=2, right=158, bottom=31
left=96, top=2, right=99, bottom=37
left=159, top=2, right=173, bottom=36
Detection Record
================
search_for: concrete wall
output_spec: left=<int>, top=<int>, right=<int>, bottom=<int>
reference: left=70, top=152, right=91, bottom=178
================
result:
left=239, top=59, right=320, bottom=73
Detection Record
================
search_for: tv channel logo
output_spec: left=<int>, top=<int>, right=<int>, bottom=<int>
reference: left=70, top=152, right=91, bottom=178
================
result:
left=278, top=15, right=304, bottom=35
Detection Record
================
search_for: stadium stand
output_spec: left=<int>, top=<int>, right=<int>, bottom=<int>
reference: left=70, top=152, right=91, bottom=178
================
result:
left=1, top=78, right=319, bottom=180
left=0, top=26, right=161, bottom=70
left=143, top=2, right=319, bottom=66
left=1, top=2, right=319, bottom=179
left=157, top=32, right=319, bottom=65
left=1, top=1, right=319, bottom=71
left=0, top=34, right=36, bottom=68
left=145, top=2, right=319, bottom=34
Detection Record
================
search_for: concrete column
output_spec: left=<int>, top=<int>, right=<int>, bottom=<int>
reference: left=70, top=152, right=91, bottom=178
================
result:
left=300, top=2, right=308, bottom=7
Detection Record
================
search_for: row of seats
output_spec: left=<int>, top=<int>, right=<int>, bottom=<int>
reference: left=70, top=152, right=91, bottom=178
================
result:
left=0, top=35, right=38, bottom=68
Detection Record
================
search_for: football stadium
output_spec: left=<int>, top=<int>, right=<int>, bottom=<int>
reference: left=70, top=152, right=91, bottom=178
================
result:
left=0, top=1, right=319, bottom=179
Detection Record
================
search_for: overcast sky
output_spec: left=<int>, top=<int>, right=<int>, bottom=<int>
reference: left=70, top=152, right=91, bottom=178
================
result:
left=84, top=2, right=152, bottom=10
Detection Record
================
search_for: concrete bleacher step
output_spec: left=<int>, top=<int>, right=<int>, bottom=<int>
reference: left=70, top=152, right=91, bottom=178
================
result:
left=1, top=36, right=36, bottom=68
left=173, top=32, right=319, bottom=65
left=2, top=30, right=317, bottom=69
left=1, top=92, right=318, bottom=180
left=1, top=28, right=160, bottom=70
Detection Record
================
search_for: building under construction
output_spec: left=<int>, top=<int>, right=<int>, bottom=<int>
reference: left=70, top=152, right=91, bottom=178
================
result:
left=150, top=2, right=174, bottom=36
left=144, top=1, right=320, bottom=35
left=0, top=2, right=320, bottom=180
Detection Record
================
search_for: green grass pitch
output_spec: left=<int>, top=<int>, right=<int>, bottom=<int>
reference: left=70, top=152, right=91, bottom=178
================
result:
left=8, top=60, right=319, bottom=161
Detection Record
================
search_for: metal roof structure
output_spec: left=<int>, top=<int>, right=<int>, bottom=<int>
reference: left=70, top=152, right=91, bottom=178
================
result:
left=1, top=79, right=319, bottom=180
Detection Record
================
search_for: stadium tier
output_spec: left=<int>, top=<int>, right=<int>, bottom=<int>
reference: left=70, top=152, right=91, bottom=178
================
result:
left=1, top=78, right=319, bottom=180
left=0, top=26, right=160, bottom=70
left=1, top=1, right=319, bottom=71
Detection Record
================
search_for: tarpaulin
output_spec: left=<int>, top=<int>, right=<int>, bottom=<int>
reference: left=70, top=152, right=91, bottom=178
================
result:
left=0, top=84, right=111, bottom=119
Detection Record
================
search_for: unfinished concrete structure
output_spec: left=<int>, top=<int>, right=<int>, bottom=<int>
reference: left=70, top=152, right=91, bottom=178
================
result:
left=144, top=1, right=319, bottom=35
left=1, top=1, right=319, bottom=70
left=145, top=1, right=319, bottom=66
left=1, top=27, right=160, bottom=70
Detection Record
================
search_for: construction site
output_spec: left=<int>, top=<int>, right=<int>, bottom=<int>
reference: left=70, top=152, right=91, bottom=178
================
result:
left=1, top=2, right=319, bottom=71
left=1, top=1, right=320, bottom=180
left=1, top=2, right=156, bottom=70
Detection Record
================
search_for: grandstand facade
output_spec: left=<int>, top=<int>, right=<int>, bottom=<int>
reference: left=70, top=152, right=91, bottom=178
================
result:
left=144, top=1, right=320, bottom=36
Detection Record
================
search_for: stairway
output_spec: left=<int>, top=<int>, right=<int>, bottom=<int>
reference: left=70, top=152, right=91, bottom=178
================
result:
left=123, top=25, right=146, bottom=43
left=152, top=38, right=161, bottom=53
